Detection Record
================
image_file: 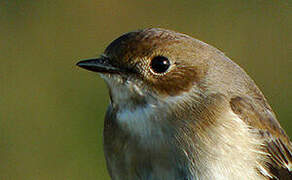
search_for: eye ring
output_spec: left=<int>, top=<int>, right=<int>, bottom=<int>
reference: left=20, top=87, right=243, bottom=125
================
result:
left=149, top=56, right=171, bottom=74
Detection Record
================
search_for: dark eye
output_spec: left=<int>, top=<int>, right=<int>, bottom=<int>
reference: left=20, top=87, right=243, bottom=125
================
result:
left=150, top=56, right=170, bottom=74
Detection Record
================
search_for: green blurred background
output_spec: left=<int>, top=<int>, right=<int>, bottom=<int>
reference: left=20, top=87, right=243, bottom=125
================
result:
left=1, top=0, right=291, bottom=179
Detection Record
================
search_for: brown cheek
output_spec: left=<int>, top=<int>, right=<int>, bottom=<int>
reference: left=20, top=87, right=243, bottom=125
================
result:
left=148, top=66, right=203, bottom=96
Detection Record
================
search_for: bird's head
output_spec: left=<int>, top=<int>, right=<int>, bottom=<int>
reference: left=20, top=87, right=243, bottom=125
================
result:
left=77, top=29, right=232, bottom=108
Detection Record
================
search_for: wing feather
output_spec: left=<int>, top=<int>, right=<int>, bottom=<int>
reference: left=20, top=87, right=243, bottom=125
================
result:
left=230, top=96, right=292, bottom=179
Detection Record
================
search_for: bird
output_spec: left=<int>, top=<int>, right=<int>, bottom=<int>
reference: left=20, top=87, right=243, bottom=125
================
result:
left=76, top=28, right=292, bottom=180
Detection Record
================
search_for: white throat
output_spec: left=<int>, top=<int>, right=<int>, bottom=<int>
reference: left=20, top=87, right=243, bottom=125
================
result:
left=102, top=74, right=266, bottom=180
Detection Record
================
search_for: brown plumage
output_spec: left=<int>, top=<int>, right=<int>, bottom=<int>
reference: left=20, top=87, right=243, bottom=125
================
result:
left=77, top=28, right=291, bottom=179
left=231, top=96, right=292, bottom=179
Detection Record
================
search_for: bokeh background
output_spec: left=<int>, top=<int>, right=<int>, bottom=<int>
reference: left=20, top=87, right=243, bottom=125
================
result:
left=1, top=0, right=291, bottom=179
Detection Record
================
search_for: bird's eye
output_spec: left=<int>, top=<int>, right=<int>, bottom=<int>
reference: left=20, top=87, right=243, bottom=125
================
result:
left=150, top=56, right=170, bottom=74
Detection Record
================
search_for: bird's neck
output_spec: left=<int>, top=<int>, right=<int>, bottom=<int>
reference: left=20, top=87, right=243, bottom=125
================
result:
left=106, top=87, right=266, bottom=179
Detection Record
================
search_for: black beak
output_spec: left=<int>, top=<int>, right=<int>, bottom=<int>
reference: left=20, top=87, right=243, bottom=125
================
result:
left=76, top=58, right=123, bottom=74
